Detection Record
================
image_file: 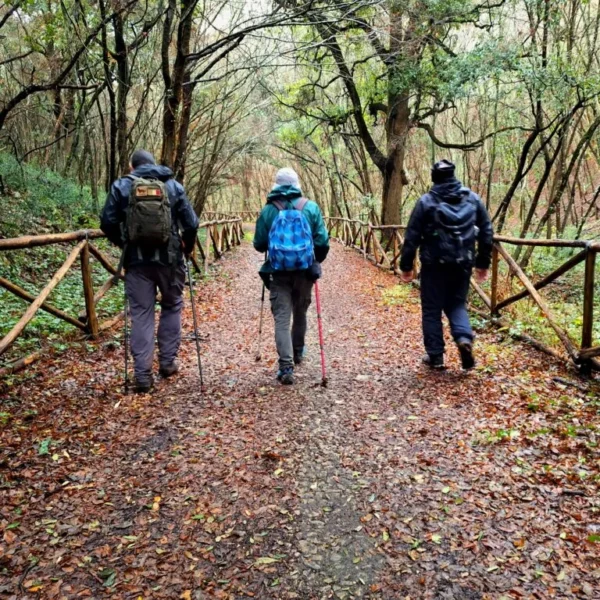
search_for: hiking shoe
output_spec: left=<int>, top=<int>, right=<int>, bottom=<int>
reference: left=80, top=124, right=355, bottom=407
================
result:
left=422, top=354, right=445, bottom=369
left=159, top=360, right=180, bottom=378
left=133, top=377, right=153, bottom=394
left=293, top=347, right=306, bottom=365
left=277, top=367, right=295, bottom=385
left=457, top=339, right=475, bottom=370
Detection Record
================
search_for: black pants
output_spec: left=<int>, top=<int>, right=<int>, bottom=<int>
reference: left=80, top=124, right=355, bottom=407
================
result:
left=420, top=264, right=473, bottom=356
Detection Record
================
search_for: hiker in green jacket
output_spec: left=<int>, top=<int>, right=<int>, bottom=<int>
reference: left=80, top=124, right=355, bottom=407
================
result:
left=254, top=168, right=330, bottom=385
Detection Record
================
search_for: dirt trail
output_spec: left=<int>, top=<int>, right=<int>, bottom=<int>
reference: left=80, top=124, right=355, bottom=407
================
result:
left=1, top=240, right=598, bottom=600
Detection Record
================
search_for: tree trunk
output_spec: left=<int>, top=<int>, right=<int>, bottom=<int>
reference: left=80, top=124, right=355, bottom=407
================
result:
left=161, top=0, right=197, bottom=169
left=381, top=4, right=412, bottom=226
left=381, top=88, right=410, bottom=225
left=173, top=79, right=196, bottom=182
left=99, top=0, right=117, bottom=184
left=113, top=11, right=130, bottom=175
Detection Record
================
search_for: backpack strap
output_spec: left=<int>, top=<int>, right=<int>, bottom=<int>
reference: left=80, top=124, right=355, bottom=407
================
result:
left=272, top=197, right=309, bottom=212
left=295, top=197, right=309, bottom=211
left=425, top=192, right=442, bottom=229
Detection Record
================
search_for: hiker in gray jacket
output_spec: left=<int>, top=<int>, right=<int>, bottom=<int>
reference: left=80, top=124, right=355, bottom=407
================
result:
left=101, top=150, right=199, bottom=393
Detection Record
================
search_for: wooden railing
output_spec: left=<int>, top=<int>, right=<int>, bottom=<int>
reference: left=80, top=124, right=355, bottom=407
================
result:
left=326, top=217, right=600, bottom=372
left=326, top=217, right=407, bottom=274
left=0, top=218, right=243, bottom=373
left=190, top=218, right=244, bottom=273
left=202, top=210, right=259, bottom=222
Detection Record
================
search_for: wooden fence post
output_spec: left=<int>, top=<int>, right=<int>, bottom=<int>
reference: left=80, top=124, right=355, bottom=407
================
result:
left=80, top=241, right=99, bottom=338
left=368, top=223, right=376, bottom=263
left=191, top=240, right=202, bottom=274
left=490, top=244, right=499, bottom=315
left=204, top=226, right=211, bottom=272
left=360, top=225, right=366, bottom=258
left=581, top=247, right=596, bottom=371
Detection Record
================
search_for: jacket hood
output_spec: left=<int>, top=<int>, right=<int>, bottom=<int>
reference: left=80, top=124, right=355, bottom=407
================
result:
left=430, top=178, right=469, bottom=204
left=131, top=164, right=174, bottom=182
left=266, top=184, right=303, bottom=204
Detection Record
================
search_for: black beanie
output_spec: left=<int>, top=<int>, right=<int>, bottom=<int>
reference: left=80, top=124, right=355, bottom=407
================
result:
left=130, top=149, right=156, bottom=169
left=431, top=159, right=455, bottom=184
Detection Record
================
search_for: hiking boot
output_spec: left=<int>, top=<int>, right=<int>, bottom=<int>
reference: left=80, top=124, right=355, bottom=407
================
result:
left=293, top=347, right=306, bottom=365
left=133, top=376, right=153, bottom=394
left=277, top=367, right=295, bottom=385
left=159, top=360, right=180, bottom=378
left=457, top=339, right=475, bottom=370
left=422, top=354, right=445, bottom=369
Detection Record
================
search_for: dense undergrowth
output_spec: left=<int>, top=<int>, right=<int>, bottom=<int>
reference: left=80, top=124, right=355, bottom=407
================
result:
left=0, top=153, right=122, bottom=367
left=472, top=239, right=600, bottom=355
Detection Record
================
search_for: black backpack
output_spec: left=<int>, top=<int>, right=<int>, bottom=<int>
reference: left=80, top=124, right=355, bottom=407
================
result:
left=428, top=190, right=478, bottom=265
left=126, top=176, right=172, bottom=247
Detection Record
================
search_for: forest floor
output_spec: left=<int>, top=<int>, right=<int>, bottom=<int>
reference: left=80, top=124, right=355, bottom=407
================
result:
left=0, top=239, right=599, bottom=600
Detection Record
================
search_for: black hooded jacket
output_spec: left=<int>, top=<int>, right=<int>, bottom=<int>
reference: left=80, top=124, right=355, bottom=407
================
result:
left=400, top=179, right=493, bottom=272
left=100, top=165, right=199, bottom=268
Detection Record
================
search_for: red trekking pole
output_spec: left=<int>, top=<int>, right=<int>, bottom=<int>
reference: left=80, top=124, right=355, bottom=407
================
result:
left=314, top=281, right=327, bottom=387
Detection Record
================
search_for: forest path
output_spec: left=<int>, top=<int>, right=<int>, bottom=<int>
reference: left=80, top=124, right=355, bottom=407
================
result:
left=1, top=239, right=598, bottom=600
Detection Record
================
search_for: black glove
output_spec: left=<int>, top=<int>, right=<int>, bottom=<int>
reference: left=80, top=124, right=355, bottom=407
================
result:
left=259, top=271, right=272, bottom=290
left=307, top=261, right=322, bottom=282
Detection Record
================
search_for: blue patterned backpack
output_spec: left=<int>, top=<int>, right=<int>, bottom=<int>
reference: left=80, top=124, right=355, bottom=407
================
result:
left=268, top=198, right=314, bottom=271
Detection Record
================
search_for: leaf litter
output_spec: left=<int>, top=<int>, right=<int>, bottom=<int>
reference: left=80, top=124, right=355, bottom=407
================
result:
left=0, top=240, right=598, bottom=599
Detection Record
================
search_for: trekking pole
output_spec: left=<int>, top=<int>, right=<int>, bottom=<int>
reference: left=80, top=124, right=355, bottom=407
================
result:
left=256, top=252, right=267, bottom=361
left=256, top=281, right=266, bottom=362
left=113, top=245, right=129, bottom=393
left=123, top=289, right=130, bottom=392
left=314, top=280, right=327, bottom=387
left=186, top=258, right=205, bottom=390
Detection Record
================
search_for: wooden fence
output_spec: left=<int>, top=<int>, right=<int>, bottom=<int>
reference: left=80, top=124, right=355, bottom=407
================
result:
left=202, top=210, right=259, bottom=222
left=326, top=217, right=600, bottom=372
left=0, top=218, right=243, bottom=373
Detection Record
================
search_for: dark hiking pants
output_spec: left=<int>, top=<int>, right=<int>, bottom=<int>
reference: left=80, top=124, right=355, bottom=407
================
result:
left=420, top=264, right=473, bottom=357
left=125, top=264, right=185, bottom=383
left=269, top=273, right=314, bottom=370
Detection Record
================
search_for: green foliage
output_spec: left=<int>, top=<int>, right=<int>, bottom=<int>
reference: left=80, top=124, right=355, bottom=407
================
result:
left=0, top=152, right=97, bottom=237
left=0, top=239, right=123, bottom=364
left=382, top=284, right=418, bottom=306
left=0, top=157, right=118, bottom=365
left=475, top=242, right=600, bottom=352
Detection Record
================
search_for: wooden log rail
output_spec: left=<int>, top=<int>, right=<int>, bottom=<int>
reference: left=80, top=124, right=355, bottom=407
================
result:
left=326, top=217, right=408, bottom=275
left=326, top=216, right=600, bottom=373
left=0, top=218, right=243, bottom=373
left=202, top=210, right=259, bottom=222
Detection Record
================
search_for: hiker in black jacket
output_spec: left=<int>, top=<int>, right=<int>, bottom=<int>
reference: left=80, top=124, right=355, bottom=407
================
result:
left=400, top=160, right=493, bottom=370
left=101, top=150, right=199, bottom=393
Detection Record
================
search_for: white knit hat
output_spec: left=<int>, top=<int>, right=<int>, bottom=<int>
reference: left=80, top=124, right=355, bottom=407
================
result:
left=274, top=167, right=300, bottom=188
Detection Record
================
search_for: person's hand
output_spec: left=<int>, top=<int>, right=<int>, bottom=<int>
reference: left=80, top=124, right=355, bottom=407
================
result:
left=307, top=261, right=322, bottom=282
left=475, top=268, right=489, bottom=283
left=401, top=270, right=414, bottom=283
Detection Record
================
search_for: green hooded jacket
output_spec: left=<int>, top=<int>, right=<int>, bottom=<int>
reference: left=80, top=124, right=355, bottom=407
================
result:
left=253, top=185, right=330, bottom=274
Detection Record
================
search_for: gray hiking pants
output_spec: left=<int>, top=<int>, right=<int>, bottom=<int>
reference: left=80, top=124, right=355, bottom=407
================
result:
left=125, top=264, right=185, bottom=383
left=269, top=273, right=314, bottom=370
